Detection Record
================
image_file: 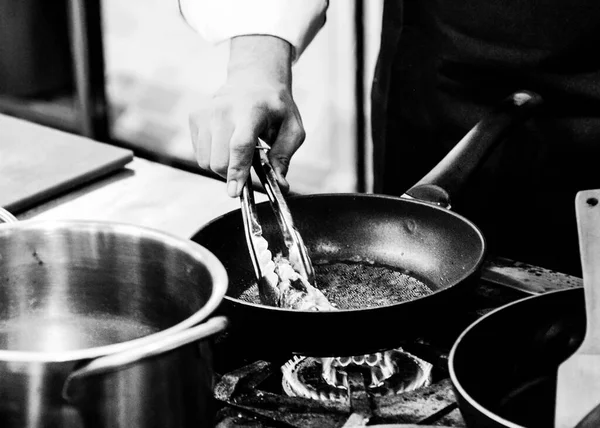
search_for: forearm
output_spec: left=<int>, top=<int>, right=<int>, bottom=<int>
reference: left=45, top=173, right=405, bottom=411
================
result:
left=228, top=36, right=293, bottom=89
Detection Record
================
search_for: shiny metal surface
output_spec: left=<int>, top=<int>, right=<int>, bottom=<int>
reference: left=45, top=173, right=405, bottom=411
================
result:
left=248, top=140, right=315, bottom=283
left=0, top=206, right=18, bottom=224
left=0, top=219, right=228, bottom=427
left=63, top=316, right=227, bottom=391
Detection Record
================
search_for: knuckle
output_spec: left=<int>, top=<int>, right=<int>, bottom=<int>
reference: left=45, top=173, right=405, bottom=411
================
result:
left=268, top=95, right=287, bottom=113
left=227, top=163, right=249, bottom=177
left=262, top=88, right=287, bottom=110
left=240, top=100, right=269, bottom=119
left=295, top=126, right=306, bottom=144
left=272, top=154, right=290, bottom=168
left=228, top=144, right=254, bottom=173
left=211, top=90, right=227, bottom=104
left=210, top=111, right=225, bottom=126
left=211, top=101, right=231, bottom=122
left=230, top=142, right=253, bottom=159
left=284, top=121, right=306, bottom=146
left=229, top=135, right=252, bottom=150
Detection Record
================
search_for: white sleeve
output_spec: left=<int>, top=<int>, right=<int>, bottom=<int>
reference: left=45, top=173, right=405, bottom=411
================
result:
left=178, top=0, right=329, bottom=60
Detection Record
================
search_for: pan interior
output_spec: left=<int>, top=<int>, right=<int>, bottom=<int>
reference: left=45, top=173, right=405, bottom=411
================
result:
left=236, top=260, right=435, bottom=309
left=193, top=195, right=485, bottom=310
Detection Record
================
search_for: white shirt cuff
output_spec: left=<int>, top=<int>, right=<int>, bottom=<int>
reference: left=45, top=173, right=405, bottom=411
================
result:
left=179, top=0, right=328, bottom=60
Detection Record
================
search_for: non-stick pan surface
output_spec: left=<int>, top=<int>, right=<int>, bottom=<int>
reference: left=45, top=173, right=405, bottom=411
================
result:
left=449, top=288, right=585, bottom=427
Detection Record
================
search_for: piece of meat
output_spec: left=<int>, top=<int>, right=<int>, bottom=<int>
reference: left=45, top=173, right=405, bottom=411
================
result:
left=254, top=236, right=336, bottom=311
left=272, top=255, right=337, bottom=311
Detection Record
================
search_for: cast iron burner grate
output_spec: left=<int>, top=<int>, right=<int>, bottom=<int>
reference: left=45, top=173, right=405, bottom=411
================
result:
left=212, top=281, right=530, bottom=428
left=213, top=339, right=459, bottom=428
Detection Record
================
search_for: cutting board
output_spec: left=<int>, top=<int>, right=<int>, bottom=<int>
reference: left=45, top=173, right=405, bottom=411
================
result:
left=0, top=114, right=133, bottom=213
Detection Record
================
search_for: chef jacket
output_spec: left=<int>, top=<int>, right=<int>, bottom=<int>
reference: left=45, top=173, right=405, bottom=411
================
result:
left=180, top=0, right=600, bottom=275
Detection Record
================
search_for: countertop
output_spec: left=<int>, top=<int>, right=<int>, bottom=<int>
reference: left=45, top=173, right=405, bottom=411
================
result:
left=0, top=113, right=251, bottom=238
left=17, top=156, right=266, bottom=240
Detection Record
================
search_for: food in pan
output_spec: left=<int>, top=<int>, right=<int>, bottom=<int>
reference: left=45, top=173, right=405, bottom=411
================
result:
left=258, top=245, right=337, bottom=311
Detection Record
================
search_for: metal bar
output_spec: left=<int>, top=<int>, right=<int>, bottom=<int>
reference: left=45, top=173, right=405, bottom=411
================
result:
left=66, top=0, right=109, bottom=141
left=481, top=256, right=583, bottom=295
left=219, top=402, right=308, bottom=428
left=354, top=0, right=366, bottom=193
left=237, top=391, right=350, bottom=414
left=240, top=180, right=266, bottom=281
left=253, top=145, right=315, bottom=283
left=416, top=403, right=459, bottom=426
left=347, top=371, right=373, bottom=423
left=214, top=360, right=275, bottom=402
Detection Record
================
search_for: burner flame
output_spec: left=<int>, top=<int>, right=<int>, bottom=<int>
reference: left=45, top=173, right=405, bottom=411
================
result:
left=281, top=347, right=433, bottom=401
left=321, top=351, right=396, bottom=389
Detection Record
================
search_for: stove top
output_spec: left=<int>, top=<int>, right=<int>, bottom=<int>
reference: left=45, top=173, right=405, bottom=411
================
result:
left=209, top=280, right=531, bottom=428
left=207, top=256, right=584, bottom=427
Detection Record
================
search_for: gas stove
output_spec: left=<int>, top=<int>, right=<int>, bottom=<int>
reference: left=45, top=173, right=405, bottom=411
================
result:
left=209, top=277, right=533, bottom=428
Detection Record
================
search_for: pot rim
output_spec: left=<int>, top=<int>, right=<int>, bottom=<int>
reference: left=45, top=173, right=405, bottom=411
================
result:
left=448, top=288, right=576, bottom=428
left=0, top=219, right=228, bottom=362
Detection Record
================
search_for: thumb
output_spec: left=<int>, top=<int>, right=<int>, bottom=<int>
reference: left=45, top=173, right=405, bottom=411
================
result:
left=269, top=117, right=306, bottom=194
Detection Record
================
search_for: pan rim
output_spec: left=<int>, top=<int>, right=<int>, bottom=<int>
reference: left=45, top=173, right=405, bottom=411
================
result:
left=200, top=193, right=487, bottom=314
left=448, top=288, right=579, bottom=428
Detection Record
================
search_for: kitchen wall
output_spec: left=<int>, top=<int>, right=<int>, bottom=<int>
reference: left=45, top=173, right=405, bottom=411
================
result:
left=102, top=0, right=383, bottom=194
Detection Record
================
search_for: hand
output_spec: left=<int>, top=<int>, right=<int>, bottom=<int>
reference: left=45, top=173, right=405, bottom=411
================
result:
left=190, top=35, right=306, bottom=198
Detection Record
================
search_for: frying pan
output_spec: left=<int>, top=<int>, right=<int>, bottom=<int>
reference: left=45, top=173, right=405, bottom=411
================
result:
left=192, top=91, right=543, bottom=357
left=449, top=287, right=584, bottom=427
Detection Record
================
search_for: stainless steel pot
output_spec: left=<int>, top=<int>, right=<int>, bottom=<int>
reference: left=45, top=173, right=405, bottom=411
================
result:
left=0, top=211, right=228, bottom=428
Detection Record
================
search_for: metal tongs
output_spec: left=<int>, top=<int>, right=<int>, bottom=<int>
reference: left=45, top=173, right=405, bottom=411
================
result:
left=240, top=140, right=315, bottom=290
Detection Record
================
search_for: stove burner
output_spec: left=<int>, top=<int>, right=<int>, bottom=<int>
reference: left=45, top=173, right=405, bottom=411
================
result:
left=281, top=348, right=433, bottom=402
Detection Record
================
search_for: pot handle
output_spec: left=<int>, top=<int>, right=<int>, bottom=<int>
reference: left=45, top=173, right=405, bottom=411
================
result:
left=403, top=90, right=543, bottom=209
left=62, top=315, right=228, bottom=401
left=0, top=207, right=18, bottom=224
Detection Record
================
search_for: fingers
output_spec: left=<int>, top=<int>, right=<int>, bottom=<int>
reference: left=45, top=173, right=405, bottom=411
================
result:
left=269, top=111, right=306, bottom=194
left=190, top=104, right=267, bottom=197
left=209, top=117, right=234, bottom=179
left=189, top=109, right=211, bottom=171
left=190, top=86, right=304, bottom=198
left=227, top=114, right=267, bottom=197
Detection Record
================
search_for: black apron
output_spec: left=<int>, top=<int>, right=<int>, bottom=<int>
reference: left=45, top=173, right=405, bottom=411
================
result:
left=371, top=0, right=600, bottom=276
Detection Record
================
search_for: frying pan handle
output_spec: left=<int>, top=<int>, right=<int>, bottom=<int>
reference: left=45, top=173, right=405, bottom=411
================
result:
left=61, top=316, right=228, bottom=402
left=404, top=91, right=543, bottom=209
left=0, top=208, right=18, bottom=224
